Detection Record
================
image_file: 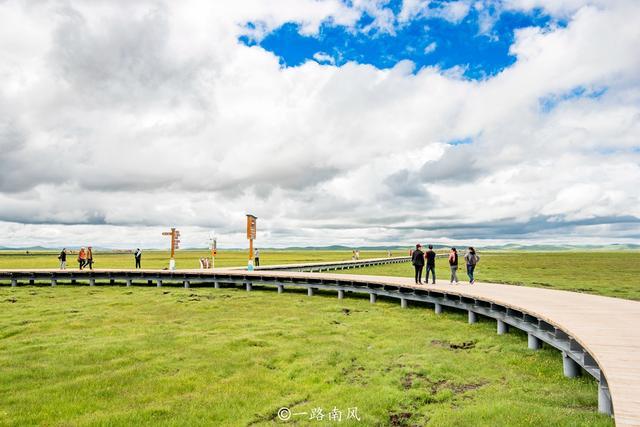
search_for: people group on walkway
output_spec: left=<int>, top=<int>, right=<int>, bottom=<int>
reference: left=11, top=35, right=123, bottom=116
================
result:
left=411, top=244, right=480, bottom=285
left=72, top=247, right=94, bottom=270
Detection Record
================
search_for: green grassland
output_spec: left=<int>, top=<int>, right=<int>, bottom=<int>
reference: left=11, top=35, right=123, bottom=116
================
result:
left=0, top=250, right=389, bottom=270
left=0, top=286, right=610, bottom=426
left=341, top=251, right=640, bottom=300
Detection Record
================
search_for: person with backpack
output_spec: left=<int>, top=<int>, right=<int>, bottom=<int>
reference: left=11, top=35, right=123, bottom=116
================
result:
left=134, top=248, right=142, bottom=269
left=58, top=248, right=67, bottom=270
left=464, top=247, right=480, bottom=284
left=411, top=244, right=425, bottom=284
left=448, top=247, right=459, bottom=284
left=424, top=245, right=436, bottom=284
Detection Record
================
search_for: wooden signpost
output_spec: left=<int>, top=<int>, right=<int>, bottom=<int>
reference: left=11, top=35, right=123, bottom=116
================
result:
left=246, top=214, right=257, bottom=270
left=162, top=228, right=180, bottom=270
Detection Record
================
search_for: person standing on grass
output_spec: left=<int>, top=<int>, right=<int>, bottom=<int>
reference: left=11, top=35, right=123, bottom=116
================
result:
left=449, top=247, right=459, bottom=284
left=86, top=246, right=94, bottom=270
left=254, top=248, right=260, bottom=267
left=58, top=248, right=67, bottom=270
left=78, top=247, right=87, bottom=270
left=134, top=248, right=142, bottom=269
left=425, top=245, right=436, bottom=285
left=411, top=244, right=425, bottom=284
left=464, top=247, right=480, bottom=284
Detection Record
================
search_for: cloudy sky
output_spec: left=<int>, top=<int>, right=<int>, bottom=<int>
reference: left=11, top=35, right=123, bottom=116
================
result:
left=1, top=0, right=639, bottom=249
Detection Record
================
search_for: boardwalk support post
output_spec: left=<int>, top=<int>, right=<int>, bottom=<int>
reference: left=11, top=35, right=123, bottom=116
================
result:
left=246, top=282, right=252, bottom=291
left=370, top=293, right=376, bottom=304
left=468, top=311, right=477, bottom=324
left=563, top=352, right=581, bottom=378
left=126, top=279, right=132, bottom=287
left=401, top=298, right=408, bottom=309
left=51, top=278, right=57, bottom=287
left=497, top=319, right=509, bottom=335
left=434, top=303, right=442, bottom=314
left=598, top=377, right=613, bottom=416
left=184, top=280, right=190, bottom=289
left=528, top=333, right=542, bottom=350
left=338, top=289, right=344, bottom=299
left=156, top=279, right=162, bottom=288
left=307, top=287, right=314, bottom=297
left=89, top=278, right=95, bottom=286
left=277, top=284, right=284, bottom=294
left=214, top=282, right=220, bottom=289
left=11, top=278, right=17, bottom=287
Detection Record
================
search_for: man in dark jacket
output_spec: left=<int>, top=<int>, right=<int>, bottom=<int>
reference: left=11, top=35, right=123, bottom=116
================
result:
left=425, top=245, right=436, bottom=284
left=411, top=244, right=425, bottom=284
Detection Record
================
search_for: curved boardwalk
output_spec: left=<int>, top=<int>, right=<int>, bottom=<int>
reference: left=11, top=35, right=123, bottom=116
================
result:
left=1, top=268, right=638, bottom=425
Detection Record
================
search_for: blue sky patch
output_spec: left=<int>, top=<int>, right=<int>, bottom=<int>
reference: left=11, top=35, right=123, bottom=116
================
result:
left=539, top=86, right=609, bottom=112
left=239, top=4, right=554, bottom=79
left=447, top=137, right=473, bottom=145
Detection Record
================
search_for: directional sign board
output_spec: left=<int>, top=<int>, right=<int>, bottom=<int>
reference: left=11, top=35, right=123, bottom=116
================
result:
left=246, top=215, right=257, bottom=240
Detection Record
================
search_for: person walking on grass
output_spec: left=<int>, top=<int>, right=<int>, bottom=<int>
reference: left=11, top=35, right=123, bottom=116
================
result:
left=86, top=246, right=94, bottom=270
left=58, top=248, right=67, bottom=270
left=78, top=247, right=87, bottom=270
left=134, top=248, right=142, bottom=269
left=464, top=247, right=480, bottom=284
left=425, top=245, right=436, bottom=284
left=449, top=247, right=459, bottom=284
left=411, top=244, right=425, bottom=284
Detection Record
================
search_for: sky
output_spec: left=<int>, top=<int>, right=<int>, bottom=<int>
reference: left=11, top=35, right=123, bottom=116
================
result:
left=0, top=0, right=639, bottom=249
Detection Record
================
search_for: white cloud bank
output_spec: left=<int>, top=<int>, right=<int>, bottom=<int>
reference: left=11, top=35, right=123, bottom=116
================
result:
left=0, top=0, right=639, bottom=248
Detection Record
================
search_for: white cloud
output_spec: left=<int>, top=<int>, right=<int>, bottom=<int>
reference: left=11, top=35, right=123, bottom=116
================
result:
left=424, top=41, right=437, bottom=54
left=0, top=0, right=639, bottom=248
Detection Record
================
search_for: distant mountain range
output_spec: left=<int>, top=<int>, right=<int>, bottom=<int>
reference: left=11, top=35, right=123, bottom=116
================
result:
left=1, top=243, right=639, bottom=251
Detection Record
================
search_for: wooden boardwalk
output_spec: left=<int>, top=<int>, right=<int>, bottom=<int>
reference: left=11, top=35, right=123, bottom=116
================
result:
left=1, top=267, right=639, bottom=425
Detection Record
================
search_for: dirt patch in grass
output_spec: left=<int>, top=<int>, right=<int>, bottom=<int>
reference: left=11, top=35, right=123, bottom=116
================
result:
left=431, top=339, right=476, bottom=350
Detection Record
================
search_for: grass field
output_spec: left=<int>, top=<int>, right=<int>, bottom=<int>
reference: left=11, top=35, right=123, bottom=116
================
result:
left=0, top=286, right=611, bottom=426
left=0, top=250, right=389, bottom=270
left=340, top=251, right=640, bottom=301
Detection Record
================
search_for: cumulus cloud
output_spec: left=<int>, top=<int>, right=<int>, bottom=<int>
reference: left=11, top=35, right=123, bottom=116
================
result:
left=0, top=0, right=639, bottom=248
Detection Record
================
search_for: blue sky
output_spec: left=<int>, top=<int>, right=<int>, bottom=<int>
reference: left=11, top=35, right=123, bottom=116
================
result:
left=240, top=1, right=556, bottom=79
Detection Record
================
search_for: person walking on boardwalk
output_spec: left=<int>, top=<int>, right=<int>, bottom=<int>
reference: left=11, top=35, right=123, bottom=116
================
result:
left=134, top=248, right=142, bottom=269
left=411, top=244, right=425, bottom=284
left=86, top=246, right=94, bottom=270
left=425, top=245, right=436, bottom=284
left=58, top=248, right=67, bottom=270
left=464, top=247, right=479, bottom=284
left=254, top=248, right=260, bottom=267
left=449, top=247, right=459, bottom=284
left=78, top=247, right=87, bottom=270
